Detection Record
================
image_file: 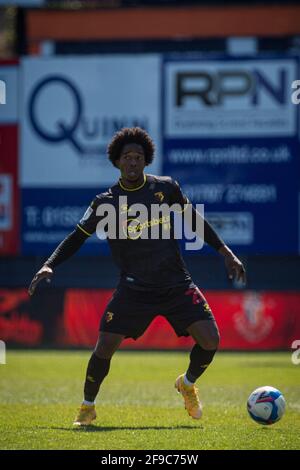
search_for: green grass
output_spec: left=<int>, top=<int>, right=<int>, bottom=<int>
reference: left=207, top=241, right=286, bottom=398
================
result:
left=0, top=351, right=299, bottom=450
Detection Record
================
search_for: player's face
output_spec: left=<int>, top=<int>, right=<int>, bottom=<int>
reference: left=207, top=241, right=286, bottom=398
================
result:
left=117, top=143, right=146, bottom=185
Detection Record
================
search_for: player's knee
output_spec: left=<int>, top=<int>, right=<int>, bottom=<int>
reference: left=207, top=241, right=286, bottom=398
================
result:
left=94, top=342, right=115, bottom=358
left=201, top=326, right=220, bottom=350
left=94, top=335, right=120, bottom=358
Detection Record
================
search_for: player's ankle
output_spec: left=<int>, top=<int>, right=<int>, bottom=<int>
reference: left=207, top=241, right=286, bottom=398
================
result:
left=183, top=374, right=195, bottom=387
left=82, top=399, right=95, bottom=406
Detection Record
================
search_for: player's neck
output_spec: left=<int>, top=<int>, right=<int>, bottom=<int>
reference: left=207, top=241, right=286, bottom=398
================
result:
left=119, top=173, right=146, bottom=190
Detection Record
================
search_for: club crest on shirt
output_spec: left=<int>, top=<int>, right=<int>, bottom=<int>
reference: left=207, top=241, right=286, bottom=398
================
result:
left=106, top=311, right=114, bottom=323
left=154, top=192, right=164, bottom=202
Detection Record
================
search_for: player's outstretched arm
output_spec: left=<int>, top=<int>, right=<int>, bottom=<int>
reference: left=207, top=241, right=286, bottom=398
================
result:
left=28, top=227, right=89, bottom=296
left=188, top=205, right=246, bottom=284
left=218, top=245, right=246, bottom=284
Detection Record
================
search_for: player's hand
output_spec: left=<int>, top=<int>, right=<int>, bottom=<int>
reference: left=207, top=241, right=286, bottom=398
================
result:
left=28, top=265, right=53, bottom=296
left=219, top=246, right=246, bottom=285
left=224, top=254, right=246, bottom=284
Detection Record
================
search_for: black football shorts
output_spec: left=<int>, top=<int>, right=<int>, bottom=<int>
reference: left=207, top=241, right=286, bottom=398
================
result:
left=99, top=284, right=215, bottom=339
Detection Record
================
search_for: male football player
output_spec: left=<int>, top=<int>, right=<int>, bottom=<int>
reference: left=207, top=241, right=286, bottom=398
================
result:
left=29, top=127, right=246, bottom=426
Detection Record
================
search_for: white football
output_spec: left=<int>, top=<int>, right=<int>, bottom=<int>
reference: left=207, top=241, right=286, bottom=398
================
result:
left=247, top=386, right=286, bottom=425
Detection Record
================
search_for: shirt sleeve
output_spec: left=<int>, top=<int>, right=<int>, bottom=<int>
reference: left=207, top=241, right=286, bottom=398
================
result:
left=45, top=228, right=88, bottom=269
left=77, top=197, right=101, bottom=237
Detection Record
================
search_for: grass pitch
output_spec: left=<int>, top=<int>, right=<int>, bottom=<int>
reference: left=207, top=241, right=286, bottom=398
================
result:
left=0, top=350, right=299, bottom=450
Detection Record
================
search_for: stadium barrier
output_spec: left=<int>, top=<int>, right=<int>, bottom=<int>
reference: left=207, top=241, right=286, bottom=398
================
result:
left=0, top=288, right=299, bottom=350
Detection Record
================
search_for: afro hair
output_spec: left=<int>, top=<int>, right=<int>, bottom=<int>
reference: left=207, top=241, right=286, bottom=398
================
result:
left=107, top=127, right=155, bottom=167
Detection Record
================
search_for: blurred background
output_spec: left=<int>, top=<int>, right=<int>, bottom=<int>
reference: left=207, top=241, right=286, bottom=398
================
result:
left=1, top=0, right=300, bottom=351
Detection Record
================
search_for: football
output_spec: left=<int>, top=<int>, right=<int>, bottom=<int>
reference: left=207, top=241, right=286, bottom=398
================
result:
left=247, top=386, right=286, bottom=425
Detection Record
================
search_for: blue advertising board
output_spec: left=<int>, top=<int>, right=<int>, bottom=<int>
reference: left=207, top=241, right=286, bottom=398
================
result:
left=21, top=188, right=110, bottom=255
left=20, top=54, right=300, bottom=255
left=162, top=55, right=300, bottom=254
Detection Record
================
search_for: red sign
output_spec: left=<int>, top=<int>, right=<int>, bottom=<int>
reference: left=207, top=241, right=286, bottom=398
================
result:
left=0, top=289, right=43, bottom=345
left=60, top=289, right=300, bottom=350
left=1, top=288, right=299, bottom=349
left=208, top=291, right=300, bottom=350
left=0, top=126, right=19, bottom=254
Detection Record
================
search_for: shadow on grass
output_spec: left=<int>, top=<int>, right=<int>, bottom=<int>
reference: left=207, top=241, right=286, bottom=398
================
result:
left=40, top=425, right=203, bottom=433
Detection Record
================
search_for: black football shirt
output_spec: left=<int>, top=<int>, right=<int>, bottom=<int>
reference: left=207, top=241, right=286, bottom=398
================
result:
left=78, top=174, right=194, bottom=290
